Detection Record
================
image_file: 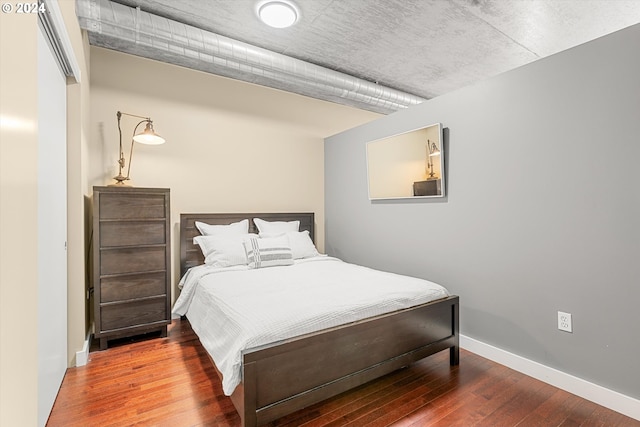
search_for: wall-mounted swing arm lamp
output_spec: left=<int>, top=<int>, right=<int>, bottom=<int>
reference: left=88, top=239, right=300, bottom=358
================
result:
left=426, top=139, right=441, bottom=180
left=111, top=111, right=165, bottom=186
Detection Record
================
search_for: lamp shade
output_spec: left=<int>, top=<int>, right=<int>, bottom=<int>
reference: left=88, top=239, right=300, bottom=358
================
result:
left=133, top=121, right=165, bottom=145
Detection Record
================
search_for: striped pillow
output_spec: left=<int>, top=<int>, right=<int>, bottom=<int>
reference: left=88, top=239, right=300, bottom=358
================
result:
left=260, top=230, right=319, bottom=259
left=243, top=236, right=293, bottom=269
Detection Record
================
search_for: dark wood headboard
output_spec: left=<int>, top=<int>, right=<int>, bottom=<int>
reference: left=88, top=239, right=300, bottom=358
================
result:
left=179, top=212, right=315, bottom=277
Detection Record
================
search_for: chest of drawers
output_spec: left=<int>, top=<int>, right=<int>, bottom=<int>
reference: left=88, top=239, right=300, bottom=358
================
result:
left=92, top=186, right=171, bottom=349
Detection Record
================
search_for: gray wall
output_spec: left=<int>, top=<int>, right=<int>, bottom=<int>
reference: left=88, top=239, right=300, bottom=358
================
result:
left=325, top=24, right=640, bottom=398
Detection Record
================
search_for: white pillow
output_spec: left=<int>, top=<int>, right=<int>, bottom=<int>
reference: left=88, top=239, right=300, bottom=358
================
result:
left=261, top=230, right=319, bottom=259
left=195, top=219, right=249, bottom=236
left=193, top=234, right=256, bottom=267
left=243, top=236, right=293, bottom=269
left=254, top=218, right=299, bottom=235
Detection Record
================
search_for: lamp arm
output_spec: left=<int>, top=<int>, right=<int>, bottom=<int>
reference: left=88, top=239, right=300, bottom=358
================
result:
left=119, top=111, right=151, bottom=121
left=117, top=112, right=124, bottom=171
left=125, top=119, right=148, bottom=180
left=111, top=111, right=129, bottom=185
left=115, top=111, right=150, bottom=176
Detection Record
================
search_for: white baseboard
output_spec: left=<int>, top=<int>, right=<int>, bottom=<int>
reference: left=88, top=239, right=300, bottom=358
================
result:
left=460, top=335, right=640, bottom=421
left=75, top=332, right=91, bottom=367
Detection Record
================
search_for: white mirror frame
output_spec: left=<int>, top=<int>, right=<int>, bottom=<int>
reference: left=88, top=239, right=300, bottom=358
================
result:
left=366, top=122, right=445, bottom=200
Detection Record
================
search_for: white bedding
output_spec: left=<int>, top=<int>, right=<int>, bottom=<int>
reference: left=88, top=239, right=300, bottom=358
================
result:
left=172, top=256, right=449, bottom=396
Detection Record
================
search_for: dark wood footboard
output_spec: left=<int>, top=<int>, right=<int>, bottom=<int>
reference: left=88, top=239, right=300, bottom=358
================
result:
left=232, top=295, right=460, bottom=427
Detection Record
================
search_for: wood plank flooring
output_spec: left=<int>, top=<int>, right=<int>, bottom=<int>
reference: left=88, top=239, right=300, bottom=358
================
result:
left=47, top=319, right=639, bottom=427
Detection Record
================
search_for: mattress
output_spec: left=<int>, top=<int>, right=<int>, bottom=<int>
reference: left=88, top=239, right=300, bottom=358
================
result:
left=172, top=256, right=449, bottom=395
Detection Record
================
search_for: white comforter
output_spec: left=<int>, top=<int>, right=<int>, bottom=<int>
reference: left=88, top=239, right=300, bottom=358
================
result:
left=172, top=256, right=449, bottom=395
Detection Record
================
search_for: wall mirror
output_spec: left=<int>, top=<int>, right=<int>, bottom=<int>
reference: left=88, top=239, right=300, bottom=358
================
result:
left=366, top=122, right=445, bottom=200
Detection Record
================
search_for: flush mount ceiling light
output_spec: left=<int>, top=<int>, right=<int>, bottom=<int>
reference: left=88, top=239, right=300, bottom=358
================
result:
left=258, top=1, right=298, bottom=28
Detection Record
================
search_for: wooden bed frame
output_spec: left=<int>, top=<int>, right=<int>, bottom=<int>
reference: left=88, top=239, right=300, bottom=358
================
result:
left=180, top=212, right=459, bottom=427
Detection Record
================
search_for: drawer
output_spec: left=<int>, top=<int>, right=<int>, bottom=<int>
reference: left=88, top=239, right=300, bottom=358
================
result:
left=100, top=221, right=166, bottom=247
left=100, top=272, right=166, bottom=303
left=101, top=246, right=166, bottom=275
left=100, top=193, right=166, bottom=219
left=100, top=297, right=167, bottom=331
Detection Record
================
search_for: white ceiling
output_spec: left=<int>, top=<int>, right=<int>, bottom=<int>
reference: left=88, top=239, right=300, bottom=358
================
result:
left=89, top=0, right=640, bottom=112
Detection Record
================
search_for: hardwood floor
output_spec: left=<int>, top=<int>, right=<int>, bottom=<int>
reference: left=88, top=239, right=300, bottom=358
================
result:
left=48, top=319, right=639, bottom=427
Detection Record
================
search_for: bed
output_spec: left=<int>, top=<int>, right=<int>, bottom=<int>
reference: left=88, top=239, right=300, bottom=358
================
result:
left=177, top=212, right=459, bottom=427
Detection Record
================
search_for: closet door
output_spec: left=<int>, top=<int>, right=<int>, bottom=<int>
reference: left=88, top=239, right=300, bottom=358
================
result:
left=37, top=25, right=67, bottom=427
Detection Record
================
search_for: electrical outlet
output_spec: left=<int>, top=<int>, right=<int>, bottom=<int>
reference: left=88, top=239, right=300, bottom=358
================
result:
left=558, top=311, right=572, bottom=333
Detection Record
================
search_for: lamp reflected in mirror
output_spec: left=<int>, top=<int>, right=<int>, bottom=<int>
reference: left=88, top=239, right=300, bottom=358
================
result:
left=426, top=139, right=441, bottom=180
left=111, top=111, right=165, bottom=186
